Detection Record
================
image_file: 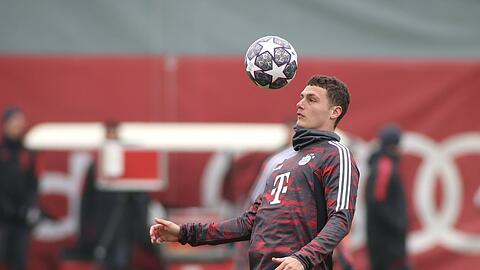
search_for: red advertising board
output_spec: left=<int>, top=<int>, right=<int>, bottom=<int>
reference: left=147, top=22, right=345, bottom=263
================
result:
left=1, top=56, right=479, bottom=269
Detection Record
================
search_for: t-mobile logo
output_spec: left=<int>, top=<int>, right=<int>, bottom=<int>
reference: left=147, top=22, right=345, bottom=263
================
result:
left=270, top=172, right=291, bottom=205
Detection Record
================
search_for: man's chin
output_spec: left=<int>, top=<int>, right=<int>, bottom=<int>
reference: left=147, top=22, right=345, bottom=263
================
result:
left=296, top=119, right=305, bottom=127
left=296, top=120, right=311, bottom=129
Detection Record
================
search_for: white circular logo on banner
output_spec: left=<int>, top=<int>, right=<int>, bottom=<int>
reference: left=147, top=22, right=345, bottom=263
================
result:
left=345, top=132, right=480, bottom=255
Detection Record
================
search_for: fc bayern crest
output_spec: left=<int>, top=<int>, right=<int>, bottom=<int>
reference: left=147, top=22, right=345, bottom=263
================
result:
left=298, top=153, right=315, bottom=165
left=245, top=36, right=298, bottom=90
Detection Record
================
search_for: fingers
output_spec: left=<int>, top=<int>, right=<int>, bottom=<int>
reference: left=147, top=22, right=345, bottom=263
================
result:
left=155, top=218, right=170, bottom=226
left=150, top=224, right=163, bottom=236
left=150, top=224, right=158, bottom=243
left=273, top=257, right=287, bottom=270
left=150, top=224, right=166, bottom=244
left=151, top=218, right=180, bottom=244
left=273, top=257, right=303, bottom=270
left=149, top=223, right=162, bottom=234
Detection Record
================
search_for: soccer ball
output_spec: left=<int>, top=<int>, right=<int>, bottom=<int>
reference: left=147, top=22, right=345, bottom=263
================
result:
left=245, top=36, right=298, bottom=90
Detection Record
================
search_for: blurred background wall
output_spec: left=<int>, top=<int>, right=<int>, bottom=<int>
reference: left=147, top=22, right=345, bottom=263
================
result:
left=1, top=0, right=479, bottom=270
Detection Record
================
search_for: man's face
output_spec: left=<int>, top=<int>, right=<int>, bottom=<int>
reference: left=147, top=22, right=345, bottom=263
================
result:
left=106, top=128, right=119, bottom=140
left=296, top=85, right=338, bottom=131
left=4, top=112, right=26, bottom=140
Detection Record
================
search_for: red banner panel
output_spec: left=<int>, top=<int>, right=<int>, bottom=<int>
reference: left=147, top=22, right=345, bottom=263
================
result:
left=1, top=56, right=479, bottom=269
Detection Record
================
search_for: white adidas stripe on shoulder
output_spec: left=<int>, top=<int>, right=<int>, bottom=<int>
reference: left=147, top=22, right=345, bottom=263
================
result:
left=328, top=141, right=352, bottom=211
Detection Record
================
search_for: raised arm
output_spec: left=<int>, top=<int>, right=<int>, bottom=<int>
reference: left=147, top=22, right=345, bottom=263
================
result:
left=150, top=195, right=262, bottom=246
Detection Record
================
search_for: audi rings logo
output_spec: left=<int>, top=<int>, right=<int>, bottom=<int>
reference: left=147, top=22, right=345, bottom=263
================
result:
left=404, top=132, right=480, bottom=254
left=347, top=132, right=480, bottom=255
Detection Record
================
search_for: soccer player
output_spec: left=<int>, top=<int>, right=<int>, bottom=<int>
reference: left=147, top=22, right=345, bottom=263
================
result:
left=150, top=75, right=360, bottom=270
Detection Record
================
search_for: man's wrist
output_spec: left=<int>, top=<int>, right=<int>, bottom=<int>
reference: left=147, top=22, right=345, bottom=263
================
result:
left=291, top=254, right=309, bottom=269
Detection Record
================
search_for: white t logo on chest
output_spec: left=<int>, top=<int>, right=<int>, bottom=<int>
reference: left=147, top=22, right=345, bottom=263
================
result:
left=270, top=172, right=291, bottom=205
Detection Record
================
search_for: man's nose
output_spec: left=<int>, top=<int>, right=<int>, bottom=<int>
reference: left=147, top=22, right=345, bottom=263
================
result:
left=296, top=99, right=304, bottom=109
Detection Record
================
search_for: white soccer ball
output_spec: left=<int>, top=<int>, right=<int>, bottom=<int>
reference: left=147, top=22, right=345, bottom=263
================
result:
left=245, top=35, right=298, bottom=90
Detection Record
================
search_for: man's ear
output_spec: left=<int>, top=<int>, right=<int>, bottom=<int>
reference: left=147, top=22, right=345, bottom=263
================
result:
left=330, top=106, right=342, bottom=121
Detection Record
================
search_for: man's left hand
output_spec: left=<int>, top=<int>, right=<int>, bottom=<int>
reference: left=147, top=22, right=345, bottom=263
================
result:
left=272, top=256, right=304, bottom=270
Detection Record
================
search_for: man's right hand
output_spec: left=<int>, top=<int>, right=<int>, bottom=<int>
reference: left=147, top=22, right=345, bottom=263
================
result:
left=150, top=218, right=181, bottom=244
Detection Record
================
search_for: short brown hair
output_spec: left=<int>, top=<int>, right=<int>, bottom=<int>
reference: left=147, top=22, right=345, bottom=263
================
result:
left=307, top=75, right=350, bottom=128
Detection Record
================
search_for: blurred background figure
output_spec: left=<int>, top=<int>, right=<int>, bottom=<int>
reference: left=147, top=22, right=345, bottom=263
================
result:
left=365, top=125, right=410, bottom=270
left=62, top=121, right=161, bottom=270
left=0, top=107, right=40, bottom=270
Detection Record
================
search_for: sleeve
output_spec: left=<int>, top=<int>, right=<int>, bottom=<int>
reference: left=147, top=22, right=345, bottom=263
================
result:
left=179, top=195, right=262, bottom=246
left=292, top=143, right=360, bottom=268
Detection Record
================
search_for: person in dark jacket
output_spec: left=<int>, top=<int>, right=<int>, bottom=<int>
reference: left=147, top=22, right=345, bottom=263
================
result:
left=150, top=75, right=360, bottom=270
left=62, top=121, right=161, bottom=270
left=366, top=125, right=411, bottom=270
left=0, top=107, right=39, bottom=270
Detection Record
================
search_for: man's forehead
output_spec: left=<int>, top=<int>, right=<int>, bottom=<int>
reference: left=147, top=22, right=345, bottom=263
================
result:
left=301, top=85, right=327, bottom=96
